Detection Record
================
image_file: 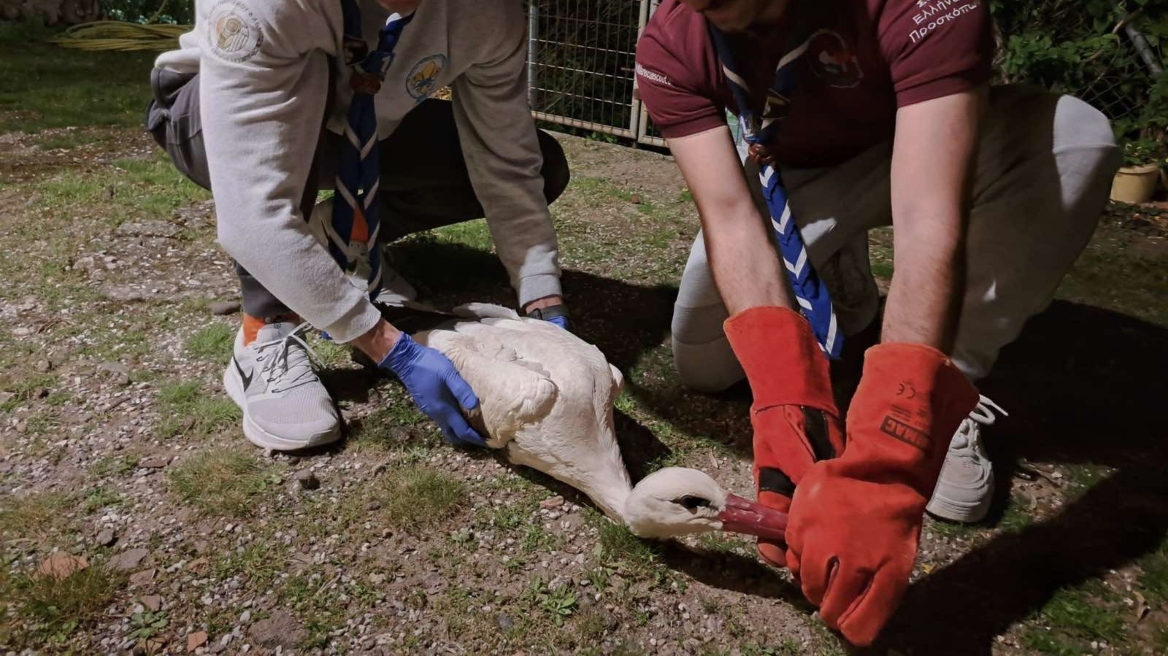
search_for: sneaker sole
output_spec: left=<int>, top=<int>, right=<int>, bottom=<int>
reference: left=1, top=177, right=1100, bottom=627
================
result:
left=926, top=486, right=992, bottom=524
left=222, top=364, right=341, bottom=452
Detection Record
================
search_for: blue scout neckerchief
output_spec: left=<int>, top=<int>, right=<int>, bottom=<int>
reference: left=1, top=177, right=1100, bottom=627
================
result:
left=330, top=0, right=414, bottom=300
left=709, top=22, right=842, bottom=358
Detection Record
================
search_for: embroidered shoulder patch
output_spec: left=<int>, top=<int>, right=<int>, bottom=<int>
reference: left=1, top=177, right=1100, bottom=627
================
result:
left=207, top=1, right=264, bottom=63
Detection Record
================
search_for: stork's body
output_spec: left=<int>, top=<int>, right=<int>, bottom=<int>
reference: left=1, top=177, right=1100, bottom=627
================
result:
left=413, top=304, right=786, bottom=540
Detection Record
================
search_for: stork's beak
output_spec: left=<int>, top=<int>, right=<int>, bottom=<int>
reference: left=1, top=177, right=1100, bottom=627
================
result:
left=717, top=494, right=788, bottom=541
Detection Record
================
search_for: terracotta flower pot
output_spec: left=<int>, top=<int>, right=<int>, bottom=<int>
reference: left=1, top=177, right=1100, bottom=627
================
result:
left=1111, top=163, right=1160, bottom=204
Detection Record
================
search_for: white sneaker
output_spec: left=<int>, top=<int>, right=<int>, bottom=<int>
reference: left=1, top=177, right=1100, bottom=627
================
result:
left=222, top=321, right=341, bottom=451
left=926, top=396, right=1008, bottom=524
left=308, top=199, right=418, bottom=305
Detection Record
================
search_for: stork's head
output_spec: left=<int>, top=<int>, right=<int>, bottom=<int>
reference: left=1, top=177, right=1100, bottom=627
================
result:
left=623, top=467, right=787, bottom=540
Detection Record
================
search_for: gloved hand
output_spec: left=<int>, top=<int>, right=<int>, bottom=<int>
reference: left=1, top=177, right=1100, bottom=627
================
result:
left=723, top=306, right=845, bottom=567
left=785, top=343, right=978, bottom=646
left=380, top=333, right=487, bottom=448
left=526, top=303, right=570, bottom=331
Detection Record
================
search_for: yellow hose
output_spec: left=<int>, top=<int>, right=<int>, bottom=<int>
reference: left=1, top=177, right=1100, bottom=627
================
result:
left=46, top=21, right=190, bottom=52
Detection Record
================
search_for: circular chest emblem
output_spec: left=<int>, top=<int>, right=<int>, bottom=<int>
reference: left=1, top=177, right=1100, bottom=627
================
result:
left=406, top=54, right=448, bottom=101
left=807, top=30, right=863, bottom=89
left=207, top=1, right=263, bottom=63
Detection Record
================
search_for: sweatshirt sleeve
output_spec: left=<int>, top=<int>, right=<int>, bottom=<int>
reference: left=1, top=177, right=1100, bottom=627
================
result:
left=449, top=3, right=562, bottom=308
left=199, top=0, right=382, bottom=343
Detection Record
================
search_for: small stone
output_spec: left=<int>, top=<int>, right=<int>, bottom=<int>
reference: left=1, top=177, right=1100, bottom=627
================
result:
left=187, top=631, right=208, bottom=653
left=539, top=496, right=565, bottom=510
left=110, top=548, right=149, bottom=571
left=0, top=391, right=13, bottom=405
left=96, top=528, right=117, bottom=547
left=73, top=256, right=96, bottom=271
left=129, top=568, right=156, bottom=587
left=496, top=615, right=514, bottom=630
left=286, top=456, right=301, bottom=466
left=369, top=573, right=386, bottom=585
left=143, top=595, right=162, bottom=612
left=34, top=359, right=51, bottom=373
left=209, top=301, right=241, bottom=316
left=365, top=501, right=381, bottom=512
left=37, top=553, right=89, bottom=580
left=630, top=193, right=642, bottom=204
left=139, top=457, right=169, bottom=469
left=34, top=388, right=49, bottom=399
left=249, top=609, right=306, bottom=648
left=240, top=610, right=251, bottom=623
left=293, top=470, right=320, bottom=491
left=104, top=286, right=147, bottom=303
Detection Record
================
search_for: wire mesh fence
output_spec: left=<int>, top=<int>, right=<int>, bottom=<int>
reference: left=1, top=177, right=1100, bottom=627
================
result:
left=526, top=0, right=662, bottom=146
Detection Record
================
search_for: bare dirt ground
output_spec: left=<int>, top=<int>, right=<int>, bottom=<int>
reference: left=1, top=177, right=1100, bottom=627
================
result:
left=1, top=44, right=1168, bottom=656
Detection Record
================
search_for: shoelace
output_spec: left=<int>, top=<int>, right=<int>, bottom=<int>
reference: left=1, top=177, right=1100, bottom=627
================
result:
left=252, top=323, right=321, bottom=393
left=950, top=395, right=1008, bottom=453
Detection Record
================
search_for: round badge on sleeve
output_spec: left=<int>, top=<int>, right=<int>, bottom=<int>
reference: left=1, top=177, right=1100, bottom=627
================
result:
left=207, top=0, right=264, bottom=63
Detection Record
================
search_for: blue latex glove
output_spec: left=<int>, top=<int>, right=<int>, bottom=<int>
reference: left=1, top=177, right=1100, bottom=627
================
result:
left=545, top=315, right=569, bottom=330
left=526, top=304, right=570, bottom=331
left=379, top=334, right=486, bottom=448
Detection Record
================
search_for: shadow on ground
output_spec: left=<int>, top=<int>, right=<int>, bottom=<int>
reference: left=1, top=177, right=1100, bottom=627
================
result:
left=377, top=240, right=1168, bottom=654
left=874, top=302, right=1168, bottom=655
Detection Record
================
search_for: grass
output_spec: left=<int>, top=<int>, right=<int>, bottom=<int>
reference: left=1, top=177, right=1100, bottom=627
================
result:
left=186, top=323, right=235, bottom=361
left=0, top=28, right=156, bottom=133
left=89, top=454, right=141, bottom=479
left=0, top=491, right=70, bottom=541
left=168, top=449, right=277, bottom=517
left=0, top=557, right=121, bottom=649
left=372, top=465, right=468, bottom=531
left=155, top=380, right=241, bottom=439
left=1021, top=581, right=1128, bottom=654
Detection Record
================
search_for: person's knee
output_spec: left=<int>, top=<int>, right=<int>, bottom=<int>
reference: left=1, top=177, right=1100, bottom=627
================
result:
left=1055, top=95, right=1123, bottom=179
left=672, top=334, right=745, bottom=393
left=538, top=130, right=571, bottom=204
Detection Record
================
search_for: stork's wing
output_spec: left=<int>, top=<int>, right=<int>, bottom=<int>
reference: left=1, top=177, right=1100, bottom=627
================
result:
left=426, top=330, right=558, bottom=449
left=452, top=303, right=521, bottom=320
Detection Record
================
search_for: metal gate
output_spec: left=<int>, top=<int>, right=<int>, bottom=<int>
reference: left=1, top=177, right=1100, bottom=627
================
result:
left=526, top=0, right=664, bottom=147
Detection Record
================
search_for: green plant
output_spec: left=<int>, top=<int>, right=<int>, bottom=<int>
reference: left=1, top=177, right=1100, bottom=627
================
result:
left=128, top=610, right=168, bottom=640
left=1122, top=137, right=1166, bottom=165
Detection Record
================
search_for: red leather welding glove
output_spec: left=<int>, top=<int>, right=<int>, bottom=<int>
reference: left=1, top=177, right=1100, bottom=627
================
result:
left=785, top=343, right=978, bottom=646
left=723, top=307, right=846, bottom=567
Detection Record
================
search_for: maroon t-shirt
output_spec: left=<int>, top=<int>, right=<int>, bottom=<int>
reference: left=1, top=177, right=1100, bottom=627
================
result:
left=635, top=0, right=994, bottom=168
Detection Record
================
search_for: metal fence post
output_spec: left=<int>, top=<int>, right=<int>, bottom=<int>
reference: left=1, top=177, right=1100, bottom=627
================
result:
left=527, top=0, right=539, bottom=109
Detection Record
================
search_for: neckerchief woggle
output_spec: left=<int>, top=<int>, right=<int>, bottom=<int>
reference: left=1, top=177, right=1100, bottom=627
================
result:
left=708, top=22, right=842, bottom=359
left=329, top=0, right=414, bottom=300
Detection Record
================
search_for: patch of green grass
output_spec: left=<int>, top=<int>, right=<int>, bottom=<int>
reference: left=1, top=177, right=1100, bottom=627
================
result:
left=524, top=577, right=578, bottom=627
left=927, top=516, right=980, bottom=540
left=997, top=494, right=1036, bottom=534
left=212, top=540, right=287, bottom=591
left=433, top=219, right=493, bottom=252
left=186, top=323, right=234, bottom=361
left=591, top=511, right=665, bottom=575
left=0, top=491, right=70, bottom=541
left=128, top=610, right=169, bottom=641
left=80, top=486, right=122, bottom=514
left=0, top=374, right=56, bottom=412
left=1022, top=580, right=1127, bottom=654
left=1137, top=539, right=1168, bottom=605
left=347, top=400, right=431, bottom=453
left=155, top=380, right=241, bottom=439
left=374, top=465, right=468, bottom=531
left=89, top=454, right=140, bottom=479
left=0, top=38, right=156, bottom=133
left=698, top=531, right=747, bottom=554
left=169, top=449, right=277, bottom=517
left=3, top=560, right=121, bottom=649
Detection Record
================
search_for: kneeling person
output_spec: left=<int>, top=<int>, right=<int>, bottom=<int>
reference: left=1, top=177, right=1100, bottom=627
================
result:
left=147, top=0, right=571, bottom=451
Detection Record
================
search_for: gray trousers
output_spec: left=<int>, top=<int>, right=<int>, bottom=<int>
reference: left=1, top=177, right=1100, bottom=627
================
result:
left=146, top=68, right=570, bottom=320
left=673, top=85, right=1122, bottom=392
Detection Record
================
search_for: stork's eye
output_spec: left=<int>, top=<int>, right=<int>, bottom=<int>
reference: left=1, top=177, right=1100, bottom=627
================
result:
left=675, top=495, right=712, bottom=510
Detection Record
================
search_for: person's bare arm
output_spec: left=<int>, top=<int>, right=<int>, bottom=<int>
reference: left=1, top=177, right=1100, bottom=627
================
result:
left=668, top=126, right=794, bottom=314
left=884, top=87, right=987, bottom=350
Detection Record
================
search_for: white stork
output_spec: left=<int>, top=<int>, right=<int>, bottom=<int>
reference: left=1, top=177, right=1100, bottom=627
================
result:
left=409, top=303, right=787, bottom=541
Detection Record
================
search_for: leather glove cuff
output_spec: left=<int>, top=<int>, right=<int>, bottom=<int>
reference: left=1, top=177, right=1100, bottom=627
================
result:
left=723, top=306, right=838, bottom=415
left=846, top=342, right=979, bottom=492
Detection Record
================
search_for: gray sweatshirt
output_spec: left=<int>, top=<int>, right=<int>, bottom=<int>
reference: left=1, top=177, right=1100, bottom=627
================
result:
left=156, top=0, right=562, bottom=343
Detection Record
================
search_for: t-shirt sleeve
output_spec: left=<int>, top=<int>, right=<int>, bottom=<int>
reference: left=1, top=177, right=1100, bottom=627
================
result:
left=634, top=5, right=726, bottom=140
left=877, top=0, right=994, bottom=108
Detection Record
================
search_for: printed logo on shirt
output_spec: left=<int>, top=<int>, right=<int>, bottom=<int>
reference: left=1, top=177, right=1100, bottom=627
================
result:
left=207, top=0, right=263, bottom=63
left=806, top=30, right=863, bottom=89
left=635, top=63, right=673, bottom=88
left=908, top=0, right=981, bottom=44
left=406, top=54, right=448, bottom=101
